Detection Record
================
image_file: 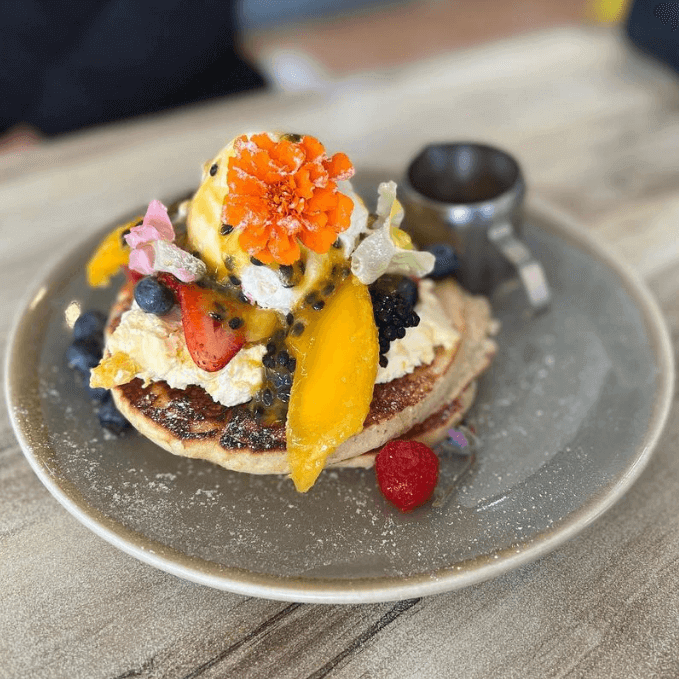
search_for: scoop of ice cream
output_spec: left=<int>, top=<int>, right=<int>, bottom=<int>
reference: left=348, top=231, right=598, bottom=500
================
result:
left=185, top=138, right=243, bottom=279
left=185, top=132, right=367, bottom=312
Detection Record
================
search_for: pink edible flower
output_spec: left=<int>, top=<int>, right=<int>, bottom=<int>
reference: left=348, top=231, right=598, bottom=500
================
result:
left=128, top=244, right=156, bottom=276
left=125, top=200, right=206, bottom=283
left=125, top=200, right=175, bottom=249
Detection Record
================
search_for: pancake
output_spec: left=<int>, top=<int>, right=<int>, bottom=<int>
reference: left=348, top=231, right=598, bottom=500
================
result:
left=107, top=279, right=497, bottom=475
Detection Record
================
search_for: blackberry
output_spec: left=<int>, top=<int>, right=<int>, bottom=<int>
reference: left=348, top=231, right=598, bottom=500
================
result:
left=369, top=275, right=420, bottom=367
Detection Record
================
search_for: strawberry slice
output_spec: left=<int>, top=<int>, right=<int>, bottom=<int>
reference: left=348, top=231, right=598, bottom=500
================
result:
left=156, top=272, right=182, bottom=294
left=122, top=265, right=144, bottom=285
left=176, top=283, right=245, bottom=372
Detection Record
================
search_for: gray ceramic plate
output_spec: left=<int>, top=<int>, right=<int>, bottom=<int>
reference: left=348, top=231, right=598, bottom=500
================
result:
left=5, top=195, right=674, bottom=604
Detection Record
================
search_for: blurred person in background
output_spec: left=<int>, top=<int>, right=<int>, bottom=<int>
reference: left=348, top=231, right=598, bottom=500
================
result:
left=0, top=0, right=265, bottom=150
left=2, top=0, right=644, bottom=155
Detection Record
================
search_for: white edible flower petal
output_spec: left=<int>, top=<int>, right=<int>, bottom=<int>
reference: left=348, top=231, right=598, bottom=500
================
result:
left=151, top=240, right=207, bottom=282
left=240, top=264, right=295, bottom=313
left=387, top=248, right=436, bottom=278
left=351, top=227, right=395, bottom=284
left=376, top=180, right=403, bottom=225
left=350, top=181, right=435, bottom=284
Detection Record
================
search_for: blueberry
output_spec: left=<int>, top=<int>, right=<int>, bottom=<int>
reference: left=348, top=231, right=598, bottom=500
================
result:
left=84, top=377, right=109, bottom=403
left=66, top=339, right=102, bottom=375
left=395, top=277, right=419, bottom=310
left=425, top=244, right=459, bottom=279
left=97, top=397, right=130, bottom=435
left=134, top=277, right=175, bottom=315
left=73, top=310, right=106, bottom=342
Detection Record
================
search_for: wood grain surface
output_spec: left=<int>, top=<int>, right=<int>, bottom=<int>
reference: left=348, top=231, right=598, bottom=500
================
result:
left=2, top=26, right=679, bottom=679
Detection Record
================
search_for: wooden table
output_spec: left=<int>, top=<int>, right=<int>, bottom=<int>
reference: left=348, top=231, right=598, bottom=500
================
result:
left=3, top=26, right=679, bottom=679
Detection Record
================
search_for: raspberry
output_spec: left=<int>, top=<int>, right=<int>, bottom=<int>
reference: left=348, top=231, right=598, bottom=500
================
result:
left=375, top=440, right=439, bottom=512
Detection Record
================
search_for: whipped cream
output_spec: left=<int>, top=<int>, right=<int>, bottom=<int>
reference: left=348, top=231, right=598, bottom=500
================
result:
left=375, top=279, right=459, bottom=384
left=105, top=280, right=458, bottom=407
left=240, top=264, right=296, bottom=312
left=107, top=303, right=265, bottom=407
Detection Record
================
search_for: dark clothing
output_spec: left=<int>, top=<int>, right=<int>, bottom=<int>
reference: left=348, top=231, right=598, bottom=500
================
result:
left=1, top=0, right=265, bottom=136
left=627, top=0, right=679, bottom=74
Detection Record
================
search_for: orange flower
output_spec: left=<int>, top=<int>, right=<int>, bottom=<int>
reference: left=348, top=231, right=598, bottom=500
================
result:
left=222, top=133, right=355, bottom=265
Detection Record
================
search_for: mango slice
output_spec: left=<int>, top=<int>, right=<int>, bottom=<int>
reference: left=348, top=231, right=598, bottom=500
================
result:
left=86, top=218, right=141, bottom=287
left=286, top=275, right=379, bottom=492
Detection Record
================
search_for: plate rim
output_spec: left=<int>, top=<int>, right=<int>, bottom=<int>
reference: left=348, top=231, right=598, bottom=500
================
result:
left=4, top=194, right=675, bottom=604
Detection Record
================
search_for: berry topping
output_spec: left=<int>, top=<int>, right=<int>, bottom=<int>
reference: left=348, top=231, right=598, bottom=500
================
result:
left=97, top=395, right=131, bottom=436
left=123, top=266, right=145, bottom=285
left=369, top=275, right=420, bottom=367
left=73, top=310, right=107, bottom=343
left=66, top=308, right=131, bottom=431
left=177, top=284, right=245, bottom=372
left=85, top=383, right=109, bottom=403
left=425, top=243, right=459, bottom=280
left=66, top=339, right=103, bottom=375
left=375, top=440, right=439, bottom=512
left=134, top=276, right=176, bottom=316
left=395, top=277, right=419, bottom=310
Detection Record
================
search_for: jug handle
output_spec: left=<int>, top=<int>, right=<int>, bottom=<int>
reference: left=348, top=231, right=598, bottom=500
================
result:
left=488, top=222, right=551, bottom=310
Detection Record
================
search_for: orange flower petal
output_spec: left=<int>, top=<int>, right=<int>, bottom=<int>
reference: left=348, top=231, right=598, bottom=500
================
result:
left=269, top=226, right=301, bottom=264
left=299, top=226, right=336, bottom=253
left=307, top=187, right=338, bottom=213
left=293, top=168, right=315, bottom=200
left=300, top=135, right=325, bottom=161
left=326, top=193, right=354, bottom=232
left=325, top=152, right=354, bottom=181
left=231, top=175, right=265, bottom=197
left=250, top=133, right=275, bottom=152
left=239, top=228, right=272, bottom=259
left=305, top=211, right=329, bottom=230
left=272, top=141, right=305, bottom=173
left=225, top=133, right=356, bottom=264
